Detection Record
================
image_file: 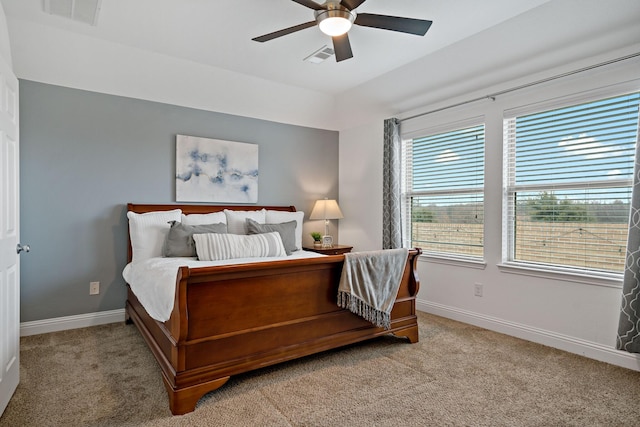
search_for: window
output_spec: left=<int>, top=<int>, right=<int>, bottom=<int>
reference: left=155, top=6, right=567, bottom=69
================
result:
left=504, top=92, right=640, bottom=274
left=403, top=123, right=485, bottom=258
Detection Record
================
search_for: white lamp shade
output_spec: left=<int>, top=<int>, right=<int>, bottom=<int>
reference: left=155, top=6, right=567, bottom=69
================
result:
left=310, top=199, right=344, bottom=220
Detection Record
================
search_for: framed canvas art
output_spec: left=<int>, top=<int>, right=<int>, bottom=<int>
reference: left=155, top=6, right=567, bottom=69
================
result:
left=176, top=135, right=259, bottom=203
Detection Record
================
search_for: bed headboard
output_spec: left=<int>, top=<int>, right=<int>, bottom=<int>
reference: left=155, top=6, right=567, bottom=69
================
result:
left=126, top=203, right=297, bottom=262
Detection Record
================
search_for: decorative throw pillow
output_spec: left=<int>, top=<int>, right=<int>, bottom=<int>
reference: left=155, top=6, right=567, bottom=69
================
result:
left=163, top=221, right=227, bottom=257
left=127, top=209, right=182, bottom=262
left=246, top=218, right=297, bottom=255
left=224, top=209, right=266, bottom=234
left=193, top=232, right=286, bottom=261
left=182, top=211, right=227, bottom=226
left=265, top=210, right=304, bottom=251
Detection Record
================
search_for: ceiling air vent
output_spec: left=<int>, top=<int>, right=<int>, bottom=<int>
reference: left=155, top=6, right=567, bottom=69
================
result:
left=304, top=46, right=335, bottom=64
left=43, top=0, right=102, bottom=26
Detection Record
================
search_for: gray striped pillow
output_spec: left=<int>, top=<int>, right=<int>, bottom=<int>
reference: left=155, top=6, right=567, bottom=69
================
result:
left=193, top=232, right=286, bottom=261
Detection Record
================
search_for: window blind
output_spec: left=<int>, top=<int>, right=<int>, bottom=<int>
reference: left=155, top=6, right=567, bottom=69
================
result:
left=504, top=92, right=640, bottom=273
left=404, top=124, right=485, bottom=258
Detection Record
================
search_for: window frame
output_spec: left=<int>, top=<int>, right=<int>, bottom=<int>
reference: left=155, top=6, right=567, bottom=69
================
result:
left=501, top=86, right=640, bottom=282
left=402, top=116, right=486, bottom=264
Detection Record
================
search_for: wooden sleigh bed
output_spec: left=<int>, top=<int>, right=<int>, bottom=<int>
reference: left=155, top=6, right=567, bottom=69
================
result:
left=124, top=203, right=421, bottom=415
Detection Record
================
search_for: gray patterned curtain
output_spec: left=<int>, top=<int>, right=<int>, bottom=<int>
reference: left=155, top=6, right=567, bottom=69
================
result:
left=382, top=118, right=402, bottom=249
left=617, top=120, right=640, bottom=353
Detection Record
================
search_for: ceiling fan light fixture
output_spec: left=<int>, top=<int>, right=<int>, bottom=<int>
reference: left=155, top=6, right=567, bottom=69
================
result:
left=316, top=10, right=355, bottom=36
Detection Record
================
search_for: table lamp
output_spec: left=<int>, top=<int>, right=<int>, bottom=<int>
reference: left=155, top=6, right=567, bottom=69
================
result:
left=310, top=198, right=344, bottom=248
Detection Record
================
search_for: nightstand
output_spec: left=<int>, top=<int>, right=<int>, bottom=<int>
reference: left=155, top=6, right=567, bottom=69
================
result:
left=303, top=244, right=353, bottom=255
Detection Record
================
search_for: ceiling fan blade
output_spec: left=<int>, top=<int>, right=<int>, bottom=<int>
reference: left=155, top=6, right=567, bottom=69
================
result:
left=332, top=33, right=353, bottom=62
left=340, top=0, right=367, bottom=10
left=252, top=21, right=317, bottom=43
left=354, top=13, right=432, bottom=36
left=292, top=0, right=325, bottom=10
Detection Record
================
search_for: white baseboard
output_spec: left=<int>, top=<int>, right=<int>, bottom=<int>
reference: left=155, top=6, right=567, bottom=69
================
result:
left=416, top=299, right=640, bottom=372
left=20, top=308, right=126, bottom=337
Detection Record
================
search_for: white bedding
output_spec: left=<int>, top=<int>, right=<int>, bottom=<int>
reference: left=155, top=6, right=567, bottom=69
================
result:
left=123, top=250, right=326, bottom=322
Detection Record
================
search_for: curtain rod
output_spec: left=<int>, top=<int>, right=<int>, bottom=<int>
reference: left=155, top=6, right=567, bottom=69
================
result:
left=400, top=51, right=640, bottom=123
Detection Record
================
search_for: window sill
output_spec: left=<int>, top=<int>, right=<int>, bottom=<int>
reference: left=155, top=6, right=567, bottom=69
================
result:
left=418, top=253, right=486, bottom=270
left=497, top=262, right=623, bottom=288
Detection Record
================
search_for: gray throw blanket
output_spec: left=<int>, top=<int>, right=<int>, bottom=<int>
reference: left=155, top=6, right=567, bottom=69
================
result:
left=337, top=248, right=409, bottom=330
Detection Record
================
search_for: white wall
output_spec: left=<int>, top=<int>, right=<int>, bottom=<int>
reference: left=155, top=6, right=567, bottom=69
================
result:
left=0, top=2, right=12, bottom=68
left=6, top=18, right=337, bottom=131
left=339, top=51, right=640, bottom=371
left=338, top=121, right=385, bottom=251
left=333, top=0, right=640, bottom=131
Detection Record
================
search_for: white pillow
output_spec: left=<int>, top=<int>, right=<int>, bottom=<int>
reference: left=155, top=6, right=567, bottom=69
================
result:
left=266, top=210, right=304, bottom=251
left=182, top=212, right=227, bottom=226
left=127, top=209, right=182, bottom=262
left=224, top=209, right=266, bottom=234
left=193, top=232, right=286, bottom=261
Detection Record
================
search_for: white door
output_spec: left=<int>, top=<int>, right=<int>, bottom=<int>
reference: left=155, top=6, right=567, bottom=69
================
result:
left=0, top=47, right=20, bottom=416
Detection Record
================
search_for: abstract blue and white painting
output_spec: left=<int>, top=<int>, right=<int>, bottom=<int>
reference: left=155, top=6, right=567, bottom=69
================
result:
left=176, top=135, right=258, bottom=203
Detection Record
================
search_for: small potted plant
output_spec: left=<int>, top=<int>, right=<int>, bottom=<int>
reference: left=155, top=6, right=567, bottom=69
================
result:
left=310, top=232, right=322, bottom=247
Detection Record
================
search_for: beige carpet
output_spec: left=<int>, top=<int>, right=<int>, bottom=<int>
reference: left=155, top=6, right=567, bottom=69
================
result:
left=1, top=312, right=639, bottom=426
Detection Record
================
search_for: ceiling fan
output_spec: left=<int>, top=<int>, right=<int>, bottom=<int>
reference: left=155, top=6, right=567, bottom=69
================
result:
left=252, top=0, right=433, bottom=62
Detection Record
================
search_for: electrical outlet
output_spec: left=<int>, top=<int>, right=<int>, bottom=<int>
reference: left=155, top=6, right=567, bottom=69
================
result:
left=90, top=281, right=100, bottom=295
left=474, top=282, right=483, bottom=297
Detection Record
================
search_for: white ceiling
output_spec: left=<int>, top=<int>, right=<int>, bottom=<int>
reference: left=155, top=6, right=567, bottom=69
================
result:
left=1, top=0, right=552, bottom=95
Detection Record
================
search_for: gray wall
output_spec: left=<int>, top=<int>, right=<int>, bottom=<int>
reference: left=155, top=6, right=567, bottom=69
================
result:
left=19, top=80, right=339, bottom=322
